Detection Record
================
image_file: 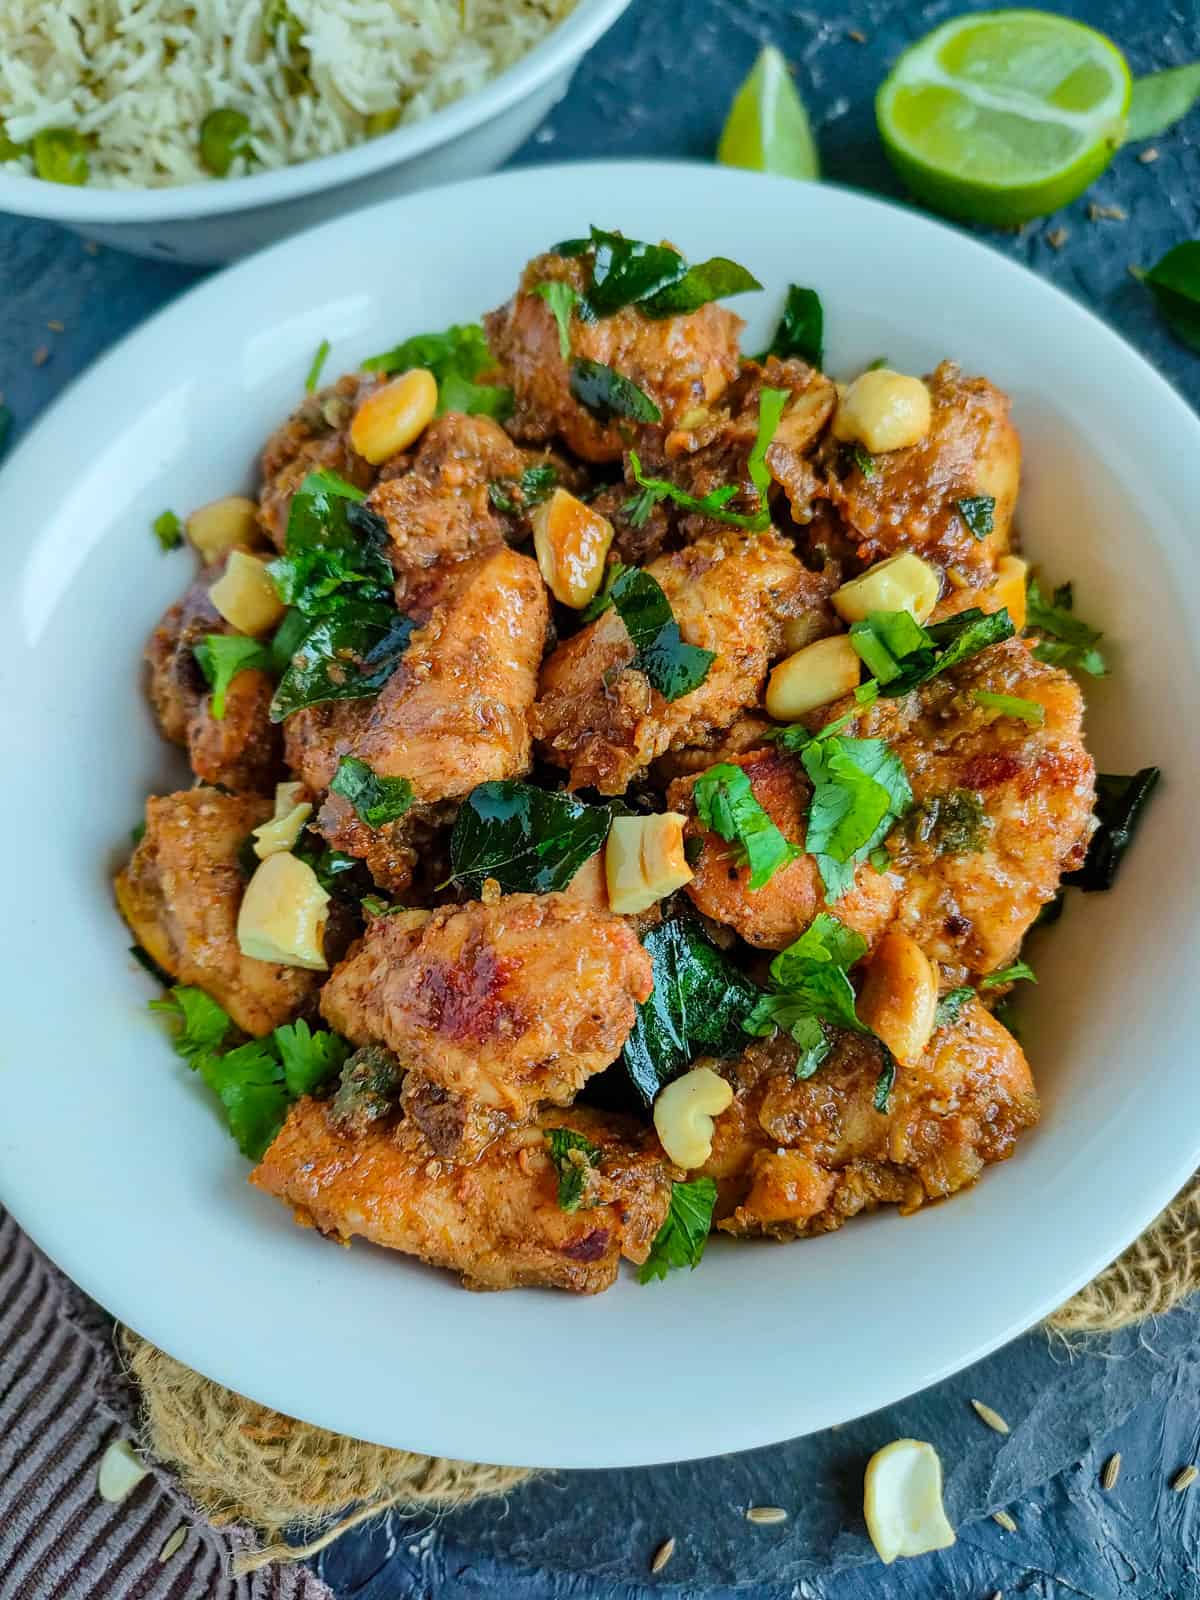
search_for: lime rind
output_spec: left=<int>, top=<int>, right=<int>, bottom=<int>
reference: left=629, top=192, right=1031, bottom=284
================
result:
left=719, top=44, right=820, bottom=181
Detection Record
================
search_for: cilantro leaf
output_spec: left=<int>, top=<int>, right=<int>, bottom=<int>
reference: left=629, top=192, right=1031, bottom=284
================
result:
left=269, top=601, right=415, bottom=722
left=972, top=689, right=1044, bottom=726
left=604, top=566, right=715, bottom=701
left=488, top=463, right=557, bottom=514
left=693, top=762, right=800, bottom=889
left=569, top=359, right=662, bottom=424
left=533, top=280, right=581, bottom=359
left=850, top=607, right=1015, bottom=701
left=193, top=634, right=273, bottom=720
left=197, top=1041, right=290, bottom=1162
left=150, top=985, right=233, bottom=1060
left=625, top=451, right=747, bottom=529
left=638, top=1177, right=717, bottom=1283
left=762, top=284, right=823, bottom=367
left=982, top=960, right=1037, bottom=988
left=266, top=469, right=393, bottom=616
left=152, top=509, right=182, bottom=550
left=1024, top=578, right=1107, bottom=677
left=747, top=385, right=788, bottom=506
left=1063, top=768, right=1161, bottom=893
left=934, top=986, right=974, bottom=1027
left=800, top=733, right=912, bottom=901
left=873, top=1058, right=896, bottom=1112
left=544, top=1127, right=603, bottom=1212
left=956, top=495, right=995, bottom=540
left=273, top=1019, right=351, bottom=1097
left=449, top=780, right=612, bottom=896
left=361, top=322, right=512, bottom=417
left=330, top=756, right=413, bottom=828
left=744, top=912, right=870, bottom=1076
left=305, top=338, right=330, bottom=393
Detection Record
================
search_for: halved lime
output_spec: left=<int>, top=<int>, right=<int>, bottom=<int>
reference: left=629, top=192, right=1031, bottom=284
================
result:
left=719, top=44, right=820, bottom=181
left=877, top=10, right=1130, bottom=226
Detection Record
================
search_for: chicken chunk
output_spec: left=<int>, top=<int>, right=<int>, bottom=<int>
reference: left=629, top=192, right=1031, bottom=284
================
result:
left=484, top=248, right=743, bottom=463
left=302, top=547, right=548, bottom=889
left=146, top=558, right=281, bottom=792
left=364, top=412, right=531, bottom=607
left=668, top=746, right=898, bottom=950
left=818, top=362, right=1020, bottom=583
left=251, top=1098, right=673, bottom=1293
left=258, top=373, right=380, bottom=549
left=533, top=529, right=831, bottom=794
left=852, top=638, right=1095, bottom=980
left=320, top=895, right=654, bottom=1129
left=701, top=994, right=1038, bottom=1236
left=115, top=789, right=320, bottom=1036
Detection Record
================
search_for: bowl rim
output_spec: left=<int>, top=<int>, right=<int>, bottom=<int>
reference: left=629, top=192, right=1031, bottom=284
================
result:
left=0, top=0, right=631, bottom=225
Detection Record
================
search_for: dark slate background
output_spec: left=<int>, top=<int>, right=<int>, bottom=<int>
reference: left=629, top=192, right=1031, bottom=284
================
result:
left=3, top=2, right=1199, bottom=1596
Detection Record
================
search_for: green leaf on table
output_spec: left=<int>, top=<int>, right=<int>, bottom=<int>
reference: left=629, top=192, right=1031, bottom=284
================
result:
left=1127, top=62, right=1200, bottom=142
left=639, top=1177, right=718, bottom=1283
left=1143, top=240, right=1200, bottom=354
left=693, top=761, right=800, bottom=889
left=193, top=634, right=273, bottom=720
left=330, top=756, right=413, bottom=828
left=449, top=780, right=613, bottom=896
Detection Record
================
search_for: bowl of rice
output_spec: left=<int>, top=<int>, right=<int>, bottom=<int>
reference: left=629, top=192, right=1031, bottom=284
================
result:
left=0, top=0, right=630, bottom=264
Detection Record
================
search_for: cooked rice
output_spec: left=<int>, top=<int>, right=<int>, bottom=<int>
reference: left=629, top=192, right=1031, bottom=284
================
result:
left=0, top=0, right=576, bottom=189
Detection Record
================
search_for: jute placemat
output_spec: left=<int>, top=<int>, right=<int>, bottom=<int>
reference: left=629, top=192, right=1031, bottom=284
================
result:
left=119, top=1170, right=1200, bottom=1575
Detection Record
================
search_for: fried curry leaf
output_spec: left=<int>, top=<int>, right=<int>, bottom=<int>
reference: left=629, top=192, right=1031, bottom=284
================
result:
left=905, top=787, right=989, bottom=856
left=1063, top=768, right=1161, bottom=892
left=488, top=463, right=557, bottom=514
left=1143, top=240, right=1200, bottom=354
left=569, top=358, right=663, bottom=424
left=640, top=256, right=762, bottom=318
left=544, top=1127, right=603, bottom=1212
left=604, top=566, right=715, bottom=701
left=638, top=1177, right=718, bottom=1283
left=744, top=912, right=870, bottom=1077
left=1024, top=578, right=1107, bottom=677
left=267, top=469, right=393, bottom=615
left=693, top=762, right=801, bottom=889
left=449, top=780, right=613, bottom=896
left=566, top=227, right=760, bottom=321
left=762, top=283, right=823, bottom=367
left=193, top=634, right=273, bottom=720
left=330, top=756, right=413, bottom=828
left=269, top=601, right=415, bottom=722
left=622, top=919, right=762, bottom=1106
left=956, top=495, right=995, bottom=540
left=361, top=321, right=512, bottom=417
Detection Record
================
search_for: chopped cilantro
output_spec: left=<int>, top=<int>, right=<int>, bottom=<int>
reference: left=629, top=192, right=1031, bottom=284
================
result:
left=850, top=607, right=1015, bottom=700
left=149, top=985, right=233, bottom=1061
left=1024, top=578, right=1107, bottom=677
left=851, top=443, right=877, bottom=479
left=934, top=986, right=974, bottom=1027
left=544, top=1127, right=603, bottom=1212
left=906, top=788, right=989, bottom=856
left=744, top=912, right=870, bottom=1078
left=693, top=762, right=800, bottom=889
left=873, top=1058, right=896, bottom=1113
left=266, top=468, right=392, bottom=615
left=305, top=338, right=330, bottom=393
left=580, top=559, right=629, bottom=622
left=330, top=756, right=413, bottom=828
left=152, top=509, right=182, bottom=551
left=982, top=960, right=1036, bottom=988
left=488, top=463, right=557, bottom=514
left=800, top=731, right=912, bottom=901
left=273, top=1019, right=352, bottom=1097
left=972, top=689, right=1045, bottom=726
left=361, top=321, right=512, bottom=418
left=533, top=281, right=581, bottom=359
left=638, top=1177, right=718, bottom=1283
left=193, top=634, right=273, bottom=720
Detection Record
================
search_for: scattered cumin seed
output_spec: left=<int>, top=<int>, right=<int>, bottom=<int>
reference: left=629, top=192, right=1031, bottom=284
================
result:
left=32, top=345, right=49, bottom=367
left=992, top=1509, right=1017, bottom=1532
left=1046, top=226, right=1069, bottom=249
left=1088, top=202, right=1128, bottom=222
left=650, top=1537, right=675, bottom=1574
left=1172, top=1465, right=1198, bottom=1492
left=746, top=1506, right=788, bottom=1525
left=971, top=1399, right=1011, bottom=1435
left=848, top=28, right=867, bottom=43
left=1138, top=147, right=1159, bottom=163
left=1102, top=1453, right=1121, bottom=1490
left=47, top=318, right=65, bottom=333
left=158, top=1526, right=187, bottom=1563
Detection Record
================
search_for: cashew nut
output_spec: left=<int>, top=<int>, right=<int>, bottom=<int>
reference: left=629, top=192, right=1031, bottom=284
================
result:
left=653, top=1066, right=734, bottom=1170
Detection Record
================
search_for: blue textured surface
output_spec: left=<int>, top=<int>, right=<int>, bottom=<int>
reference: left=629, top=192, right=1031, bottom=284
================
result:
left=3, top=3, right=1200, bottom=1597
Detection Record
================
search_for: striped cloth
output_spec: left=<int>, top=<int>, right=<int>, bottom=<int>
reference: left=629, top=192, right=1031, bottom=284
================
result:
left=0, top=1207, right=334, bottom=1600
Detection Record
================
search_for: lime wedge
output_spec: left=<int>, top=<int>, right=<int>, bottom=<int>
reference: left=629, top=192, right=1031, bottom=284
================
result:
left=719, top=44, right=820, bottom=181
left=877, top=10, right=1130, bottom=226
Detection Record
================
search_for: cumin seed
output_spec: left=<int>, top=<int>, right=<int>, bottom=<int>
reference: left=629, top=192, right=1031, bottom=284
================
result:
left=992, top=1510, right=1017, bottom=1532
left=746, top=1506, right=788, bottom=1525
left=32, top=345, right=49, bottom=367
left=1101, top=1453, right=1121, bottom=1490
left=1088, top=202, right=1128, bottom=222
left=971, top=1399, right=1011, bottom=1435
left=1046, top=227, right=1069, bottom=250
left=848, top=28, right=867, bottom=42
left=158, top=1526, right=187, bottom=1563
left=1172, top=1465, right=1198, bottom=1492
left=650, top=1537, right=675, bottom=1573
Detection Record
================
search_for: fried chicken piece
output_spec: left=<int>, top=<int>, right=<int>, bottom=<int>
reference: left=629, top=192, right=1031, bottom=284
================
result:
left=364, top=412, right=532, bottom=607
left=818, top=362, right=1019, bottom=583
left=851, top=638, right=1094, bottom=980
left=146, top=557, right=281, bottom=792
left=668, top=746, right=897, bottom=950
left=321, top=895, right=653, bottom=1127
left=251, top=1099, right=673, bottom=1293
left=533, top=528, right=831, bottom=794
left=115, top=789, right=319, bottom=1036
left=484, top=248, right=743, bottom=463
left=258, top=373, right=380, bottom=549
left=301, top=547, right=548, bottom=890
left=701, top=994, right=1037, bottom=1235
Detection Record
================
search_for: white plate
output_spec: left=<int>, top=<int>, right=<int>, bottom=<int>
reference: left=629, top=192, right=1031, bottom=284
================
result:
left=1, top=163, right=1197, bottom=1470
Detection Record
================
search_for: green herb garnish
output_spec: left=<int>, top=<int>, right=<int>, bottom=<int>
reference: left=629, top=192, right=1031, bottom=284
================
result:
left=199, top=108, right=251, bottom=178
left=565, top=227, right=760, bottom=321
left=638, top=1177, right=718, bottom=1283
left=1063, top=768, right=1161, bottom=893
left=267, top=468, right=392, bottom=615
left=32, top=127, right=89, bottom=186
left=1143, top=241, right=1200, bottom=354
left=1024, top=579, right=1106, bottom=677
left=849, top=607, right=1015, bottom=700
left=362, top=322, right=513, bottom=418
left=957, top=495, right=995, bottom=540
left=269, top=601, right=415, bottom=721
left=152, top=509, right=182, bottom=551
left=873, top=1058, right=896, bottom=1113
left=305, top=338, right=330, bottom=393
left=533, top=281, right=581, bottom=359
left=905, top=788, right=989, bottom=856
left=330, top=756, right=413, bottom=828
left=625, top=386, right=784, bottom=532
left=569, top=358, right=662, bottom=424
left=761, top=283, right=823, bottom=367
left=743, top=912, right=870, bottom=1078
left=796, top=730, right=912, bottom=901
left=851, top=443, right=877, bottom=479
left=193, top=634, right=272, bottom=720
left=972, top=689, right=1045, bottom=726
left=641, top=256, right=762, bottom=318
left=599, top=566, right=715, bottom=701
left=545, top=1127, right=603, bottom=1212
left=449, top=780, right=612, bottom=897
left=982, top=960, right=1036, bottom=988
left=488, top=463, right=557, bottom=514
left=693, top=762, right=800, bottom=889
left=934, top=986, right=974, bottom=1027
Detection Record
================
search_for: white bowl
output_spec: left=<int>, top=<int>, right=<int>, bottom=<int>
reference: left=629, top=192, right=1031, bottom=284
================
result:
left=0, top=0, right=630, bottom=265
left=1, top=162, right=1196, bottom=1470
